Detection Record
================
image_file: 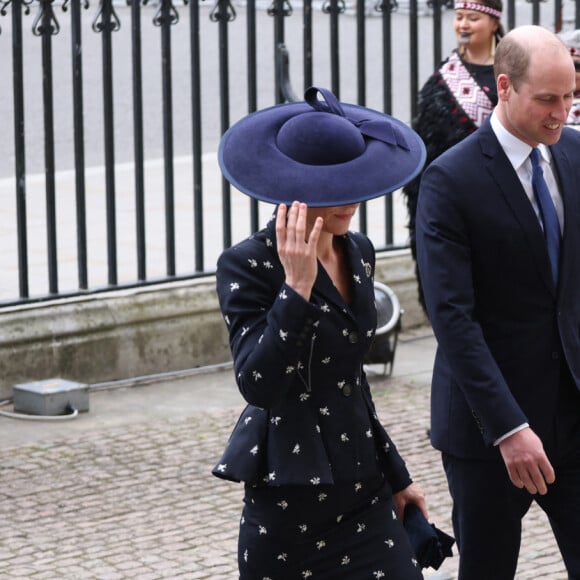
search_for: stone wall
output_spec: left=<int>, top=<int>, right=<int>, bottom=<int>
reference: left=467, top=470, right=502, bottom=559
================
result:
left=0, top=250, right=427, bottom=399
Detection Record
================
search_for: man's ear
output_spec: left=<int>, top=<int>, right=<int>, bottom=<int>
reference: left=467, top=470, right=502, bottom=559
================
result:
left=497, top=73, right=512, bottom=101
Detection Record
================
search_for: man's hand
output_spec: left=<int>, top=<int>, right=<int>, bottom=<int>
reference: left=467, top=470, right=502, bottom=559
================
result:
left=498, top=427, right=555, bottom=495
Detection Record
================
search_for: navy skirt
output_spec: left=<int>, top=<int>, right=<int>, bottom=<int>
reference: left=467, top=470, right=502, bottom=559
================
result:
left=238, top=476, right=423, bottom=579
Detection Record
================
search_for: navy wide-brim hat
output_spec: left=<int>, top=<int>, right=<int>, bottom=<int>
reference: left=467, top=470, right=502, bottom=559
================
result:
left=218, top=87, right=426, bottom=207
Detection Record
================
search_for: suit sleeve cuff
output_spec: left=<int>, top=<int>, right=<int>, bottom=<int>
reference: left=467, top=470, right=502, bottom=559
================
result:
left=493, top=423, right=529, bottom=446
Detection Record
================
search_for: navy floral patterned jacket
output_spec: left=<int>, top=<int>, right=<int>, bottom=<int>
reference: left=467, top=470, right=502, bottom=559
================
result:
left=212, top=213, right=412, bottom=493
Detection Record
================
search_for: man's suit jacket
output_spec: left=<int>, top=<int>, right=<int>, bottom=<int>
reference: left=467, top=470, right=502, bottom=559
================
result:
left=212, top=214, right=412, bottom=491
left=416, top=119, right=580, bottom=461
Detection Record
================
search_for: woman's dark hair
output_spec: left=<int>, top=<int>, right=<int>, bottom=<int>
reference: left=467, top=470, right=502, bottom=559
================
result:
left=481, top=0, right=505, bottom=42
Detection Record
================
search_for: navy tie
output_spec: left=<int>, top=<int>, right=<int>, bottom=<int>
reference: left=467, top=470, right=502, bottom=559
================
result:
left=530, top=148, right=561, bottom=285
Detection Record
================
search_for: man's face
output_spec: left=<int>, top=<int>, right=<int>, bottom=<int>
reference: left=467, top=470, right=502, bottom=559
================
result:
left=499, top=49, right=576, bottom=147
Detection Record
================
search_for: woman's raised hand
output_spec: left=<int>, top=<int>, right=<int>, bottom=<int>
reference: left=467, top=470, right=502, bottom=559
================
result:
left=276, top=202, right=323, bottom=301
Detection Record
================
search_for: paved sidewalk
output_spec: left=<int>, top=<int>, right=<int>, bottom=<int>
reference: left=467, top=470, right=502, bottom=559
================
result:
left=0, top=327, right=566, bottom=579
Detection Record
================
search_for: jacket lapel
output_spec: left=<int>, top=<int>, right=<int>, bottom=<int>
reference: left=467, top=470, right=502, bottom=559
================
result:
left=549, top=138, right=578, bottom=295
left=479, top=127, right=557, bottom=295
left=312, top=234, right=375, bottom=326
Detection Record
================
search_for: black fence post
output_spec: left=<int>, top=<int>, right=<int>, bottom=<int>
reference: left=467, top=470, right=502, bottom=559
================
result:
left=210, top=0, right=235, bottom=249
left=189, top=0, right=205, bottom=272
left=33, top=0, right=60, bottom=294
left=130, top=0, right=147, bottom=280
left=11, top=0, right=30, bottom=299
left=92, top=0, right=121, bottom=286
left=70, top=0, right=89, bottom=290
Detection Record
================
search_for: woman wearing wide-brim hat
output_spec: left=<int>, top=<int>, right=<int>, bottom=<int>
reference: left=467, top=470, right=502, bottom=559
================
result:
left=211, top=87, right=443, bottom=579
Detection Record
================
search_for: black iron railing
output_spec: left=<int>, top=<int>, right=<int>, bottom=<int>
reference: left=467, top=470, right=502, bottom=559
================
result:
left=0, top=0, right=578, bottom=305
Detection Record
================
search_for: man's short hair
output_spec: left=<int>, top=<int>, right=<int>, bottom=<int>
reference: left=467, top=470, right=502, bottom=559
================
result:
left=494, top=34, right=531, bottom=91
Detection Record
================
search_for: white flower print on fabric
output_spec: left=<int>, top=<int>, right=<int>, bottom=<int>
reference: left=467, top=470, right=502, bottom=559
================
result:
left=279, top=329, right=288, bottom=341
left=277, top=500, right=288, bottom=510
left=340, top=433, right=350, bottom=443
left=356, top=523, right=366, bottom=533
left=244, top=416, right=253, bottom=425
left=248, top=258, right=258, bottom=268
left=320, top=302, right=330, bottom=313
left=299, top=393, right=310, bottom=402
left=354, top=482, right=362, bottom=492
left=286, top=365, right=295, bottom=374
left=258, top=525, right=267, bottom=535
left=310, top=477, right=321, bottom=485
left=342, top=329, right=349, bottom=337
left=373, top=571, right=385, bottom=579
left=279, top=289, right=288, bottom=300
left=319, top=407, right=330, bottom=416
left=337, top=380, right=346, bottom=390
left=243, top=549, right=248, bottom=562
left=292, top=444, right=301, bottom=454
left=263, top=260, right=274, bottom=269
left=250, top=445, right=259, bottom=455
left=299, top=524, right=308, bottom=533
left=252, top=370, right=263, bottom=381
left=229, top=282, right=240, bottom=292
left=321, top=357, right=330, bottom=364
left=241, top=326, right=249, bottom=336
left=277, top=553, right=288, bottom=561
left=216, top=463, right=227, bottom=473
left=270, top=416, right=281, bottom=426
left=336, top=515, right=344, bottom=523
left=385, top=539, right=395, bottom=548
left=366, top=428, right=373, bottom=438
left=353, top=274, right=361, bottom=284
left=341, top=555, right=351, bottom=566
left=367, top=329, right=374, bottom=338
left=302, top=571, right=313, bottom=578
left=316, top=540, right=326, bottom=550
left=318, top=492, right=327, bottom=502
left=224, top=314, right=230, bottom=325
left=268, top=472, right=276, bottom=482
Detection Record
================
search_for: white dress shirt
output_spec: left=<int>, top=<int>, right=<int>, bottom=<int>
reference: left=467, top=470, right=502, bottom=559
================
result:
left=490, top=111, right=565, bottom=234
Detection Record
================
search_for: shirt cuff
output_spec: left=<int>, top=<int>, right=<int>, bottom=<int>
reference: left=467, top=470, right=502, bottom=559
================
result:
left=493, top=423, right=529, bottom=446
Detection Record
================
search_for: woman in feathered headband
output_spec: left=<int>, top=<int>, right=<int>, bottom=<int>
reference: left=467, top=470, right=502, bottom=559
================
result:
left=401, top=0, right=504, bottom=315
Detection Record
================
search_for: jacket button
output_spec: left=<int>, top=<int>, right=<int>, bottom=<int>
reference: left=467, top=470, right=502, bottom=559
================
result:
left=348, top=331, right=359, bottom=344
left=342, top=384, right=353, bottom=397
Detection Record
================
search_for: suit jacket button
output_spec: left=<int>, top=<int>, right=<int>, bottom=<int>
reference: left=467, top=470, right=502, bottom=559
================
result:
left=348, top=331, right=359, bottom=344
left=342, top=383, right=353, bottom=397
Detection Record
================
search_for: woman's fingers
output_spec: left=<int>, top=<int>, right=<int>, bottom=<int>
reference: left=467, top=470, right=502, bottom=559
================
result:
left=276, top=203, right=288, bottom=249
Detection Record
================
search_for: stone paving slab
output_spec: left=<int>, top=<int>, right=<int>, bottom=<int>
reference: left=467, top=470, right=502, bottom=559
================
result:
left=0, top=331, right=567, bottom=579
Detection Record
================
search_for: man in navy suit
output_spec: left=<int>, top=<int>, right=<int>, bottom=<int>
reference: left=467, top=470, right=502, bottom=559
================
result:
left=416, top=25, right=580, bottom=579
